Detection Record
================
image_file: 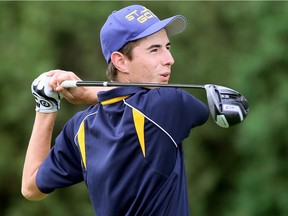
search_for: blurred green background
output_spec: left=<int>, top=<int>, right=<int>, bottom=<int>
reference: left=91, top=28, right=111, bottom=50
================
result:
left=1, top=1, right=288, bottom=216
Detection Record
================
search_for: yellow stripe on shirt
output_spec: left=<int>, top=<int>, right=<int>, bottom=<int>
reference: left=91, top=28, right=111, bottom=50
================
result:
left=132, top=108, right=146, bottom=157
left=78, top=122, right=87, bottom=169
left=101, top=95, right=130, bottom=105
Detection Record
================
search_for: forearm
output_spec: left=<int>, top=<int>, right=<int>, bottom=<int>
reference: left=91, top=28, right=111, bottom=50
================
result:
left=55, top=85, right=114, bottom=105
left=21, top=112, right=57, bottom=200
left=45, top=69, right=114, bottom=104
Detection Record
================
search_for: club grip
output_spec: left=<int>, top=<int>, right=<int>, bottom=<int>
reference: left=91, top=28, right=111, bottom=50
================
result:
left=61, top=80, right=78, bottom=88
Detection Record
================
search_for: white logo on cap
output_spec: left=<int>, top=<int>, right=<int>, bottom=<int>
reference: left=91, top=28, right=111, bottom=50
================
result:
left=125, top=7, right=157, bottom=23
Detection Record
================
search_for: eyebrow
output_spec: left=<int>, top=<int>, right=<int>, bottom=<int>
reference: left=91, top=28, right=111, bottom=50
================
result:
left=146, top=42, right=171, bottom=50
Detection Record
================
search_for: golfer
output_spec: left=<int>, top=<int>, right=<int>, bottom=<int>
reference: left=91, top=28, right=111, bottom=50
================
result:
left=22, top=4, right=209, bottom=215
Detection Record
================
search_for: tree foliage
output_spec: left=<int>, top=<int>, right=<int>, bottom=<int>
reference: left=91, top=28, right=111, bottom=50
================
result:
left=1, top=1, right=288, bottom=216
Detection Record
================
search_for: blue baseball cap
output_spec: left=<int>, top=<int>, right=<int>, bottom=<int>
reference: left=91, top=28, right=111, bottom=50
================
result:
left=100, top=5, right=187, bottom=63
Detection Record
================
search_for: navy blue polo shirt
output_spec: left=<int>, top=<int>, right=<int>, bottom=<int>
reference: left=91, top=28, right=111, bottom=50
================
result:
left=36, top=87, right=209, bottom=215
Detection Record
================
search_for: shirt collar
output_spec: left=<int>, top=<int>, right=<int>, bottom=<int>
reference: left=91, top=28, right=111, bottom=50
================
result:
left=98, top=87, right=146, bottom=103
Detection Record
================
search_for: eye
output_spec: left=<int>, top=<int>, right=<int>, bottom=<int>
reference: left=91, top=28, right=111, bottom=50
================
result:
left=150, top=48, right=158, bottom=53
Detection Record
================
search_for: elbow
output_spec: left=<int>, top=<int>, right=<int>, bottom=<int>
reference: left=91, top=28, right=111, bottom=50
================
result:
left=21, top=188, right=38, bottom=201
left=21, top=185, right=47, bottom=201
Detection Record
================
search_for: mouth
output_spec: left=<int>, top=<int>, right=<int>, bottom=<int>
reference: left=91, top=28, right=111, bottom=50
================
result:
left=159, top=72, right=170, bottom=82
left=160, top=72, right=170, bottom=78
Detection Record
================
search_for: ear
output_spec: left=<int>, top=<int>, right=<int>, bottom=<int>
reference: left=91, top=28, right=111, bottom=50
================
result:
left=110, top=52, right=128, bottom=73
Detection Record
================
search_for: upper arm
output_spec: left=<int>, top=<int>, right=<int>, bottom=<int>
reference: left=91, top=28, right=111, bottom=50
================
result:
left=36, top=118, right=85, bottom=194
left=145, top=88, right=209, bottom=142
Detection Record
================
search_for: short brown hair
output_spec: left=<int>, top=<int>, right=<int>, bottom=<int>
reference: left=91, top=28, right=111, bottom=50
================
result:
left=106, top=41, right=136, bottom=81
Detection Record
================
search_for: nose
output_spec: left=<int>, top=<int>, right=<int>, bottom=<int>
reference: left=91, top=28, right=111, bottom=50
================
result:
left=162, top=49, right=175, bottom=66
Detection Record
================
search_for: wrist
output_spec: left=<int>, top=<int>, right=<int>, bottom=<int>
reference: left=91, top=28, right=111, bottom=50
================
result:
left=33, top=112, right=57, bottom=139
left=35, top=112, right=57, bottom=123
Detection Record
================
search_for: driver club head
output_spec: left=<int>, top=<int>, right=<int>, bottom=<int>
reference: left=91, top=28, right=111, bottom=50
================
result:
left=204, top=84, right=249, bottom=128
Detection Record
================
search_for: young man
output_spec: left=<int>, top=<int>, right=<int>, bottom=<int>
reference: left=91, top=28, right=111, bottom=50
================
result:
left=22, top=5, right=209, bottom=215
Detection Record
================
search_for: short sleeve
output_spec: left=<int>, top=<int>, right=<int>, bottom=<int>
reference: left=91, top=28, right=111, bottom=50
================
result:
left=36, top=120, right=84, bottom=194
left=135, top=88, right=209, bottom=143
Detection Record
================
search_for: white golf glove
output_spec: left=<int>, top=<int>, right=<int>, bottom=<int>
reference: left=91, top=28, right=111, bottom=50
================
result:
left=31, top=74, right=63, bottom=113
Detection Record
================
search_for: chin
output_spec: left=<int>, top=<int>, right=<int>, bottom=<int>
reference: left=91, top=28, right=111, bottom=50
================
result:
left=159, top=80, right=169, bottom=84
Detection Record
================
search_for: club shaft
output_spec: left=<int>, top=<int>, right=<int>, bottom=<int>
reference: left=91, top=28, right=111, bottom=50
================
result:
left=61, top=80, right=205, bottom=89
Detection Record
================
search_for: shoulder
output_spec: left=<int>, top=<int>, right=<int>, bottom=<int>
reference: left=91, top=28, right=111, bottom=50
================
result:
left=147, top=88, right=201, bottom=107
left=131, top=87, right=209, bottom=127
left=63, top=105, right=99, bottom=133
left=127, top=87, right=205, bottom=109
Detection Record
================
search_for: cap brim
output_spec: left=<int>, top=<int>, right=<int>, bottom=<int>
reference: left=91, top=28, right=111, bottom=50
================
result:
left=131, top=15, right=187, bottom=41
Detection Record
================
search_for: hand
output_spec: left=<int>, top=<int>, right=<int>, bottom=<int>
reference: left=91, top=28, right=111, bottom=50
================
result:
left=46, top=70, right=100, bottom=104
left=31, top=74, right=63, bottom=113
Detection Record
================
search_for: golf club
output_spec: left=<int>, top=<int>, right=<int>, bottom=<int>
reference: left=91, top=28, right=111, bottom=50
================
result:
left=61, top=80, right=249, bottom=128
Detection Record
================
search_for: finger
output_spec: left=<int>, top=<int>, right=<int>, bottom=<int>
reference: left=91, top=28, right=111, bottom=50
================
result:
left=44, top=70, right=81, bottom=93
left=46, top=70, right=71, bottom=90
left=58, top=88, right=80, bottom=104
left=45, top=69, right=67, bottom=77
left=45, top=70, right=63, bottom=90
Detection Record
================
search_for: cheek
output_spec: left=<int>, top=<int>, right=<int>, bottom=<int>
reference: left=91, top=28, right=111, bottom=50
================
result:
left=134, top=56, right=156, bottom=72
left=129, top=58, right=149, bottom=75
left=134, top=62, right=155, bottom=79
left=129, top=54, right=158, bottom=80
left=131, top=64, right=149, bottom=80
